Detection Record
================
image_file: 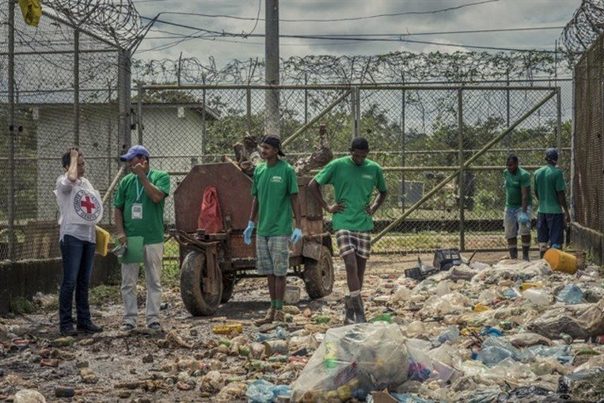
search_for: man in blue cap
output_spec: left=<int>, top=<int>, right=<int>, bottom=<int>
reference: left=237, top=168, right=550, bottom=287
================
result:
left=534, top=148, right=570, bottom=258
left=114, top=145, right=170, bottom=331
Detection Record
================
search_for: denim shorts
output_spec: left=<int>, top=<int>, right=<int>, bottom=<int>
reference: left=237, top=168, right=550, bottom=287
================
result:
left=503, top=207, right=531, bottom=239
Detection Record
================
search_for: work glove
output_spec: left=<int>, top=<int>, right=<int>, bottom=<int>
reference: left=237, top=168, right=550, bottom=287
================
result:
left=517, top=211, right=529, bottom=224
left=243, top=221, right=255, bottom=245
left=291, top=228, right=303, bottom=244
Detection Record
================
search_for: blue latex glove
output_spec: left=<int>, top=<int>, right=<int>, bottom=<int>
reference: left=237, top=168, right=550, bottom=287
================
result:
left=291, top=228, right=303, bottom=244
left=518, top=211, right=529, bottom=224
left=243, top=221, right=255, bottom=245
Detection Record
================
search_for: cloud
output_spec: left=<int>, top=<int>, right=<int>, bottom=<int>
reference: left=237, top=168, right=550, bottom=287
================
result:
left=134, top=0, right=581, bottom=65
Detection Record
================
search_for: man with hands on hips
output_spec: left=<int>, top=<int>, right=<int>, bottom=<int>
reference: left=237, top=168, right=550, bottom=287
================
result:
left=243, top=135, right=302, bottom=325
left=113, top=145, right=170, bottom=332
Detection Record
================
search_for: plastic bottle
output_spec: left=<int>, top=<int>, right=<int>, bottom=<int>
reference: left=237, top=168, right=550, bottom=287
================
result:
left=323, top=341, right=338, bottom=369
left=437, top=326, right=460, bottom=344
left=371, top=313, right=393, bottom=323
left=314, top=315, right=331, bottom=324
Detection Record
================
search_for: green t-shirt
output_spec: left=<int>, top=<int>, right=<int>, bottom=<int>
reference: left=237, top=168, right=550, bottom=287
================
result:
left=314, top=156, right=387, bottom=232
left=113, top=169, right=170, bottom=245
left=252, top=160, right=299, bottom=237
left=533, top=164, right=566, bottom=214
left=503, top=167, right=532, bottom=209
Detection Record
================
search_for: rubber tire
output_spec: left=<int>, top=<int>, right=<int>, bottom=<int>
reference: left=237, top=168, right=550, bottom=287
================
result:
left=303, top=246, right=334, bottom=299
left=221, top=276, right=236, bottom=304
left=180, top=250, right=223, bottom=316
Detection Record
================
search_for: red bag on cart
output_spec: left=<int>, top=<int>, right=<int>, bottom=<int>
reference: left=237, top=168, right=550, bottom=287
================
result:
left=197, top=186, right=223, bottom=233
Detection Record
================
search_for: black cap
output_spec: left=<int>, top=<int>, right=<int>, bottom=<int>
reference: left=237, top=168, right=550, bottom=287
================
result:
left=350, top=137, right=369, bottom=151
left=262, top=135, right=285, bottom=156
left=545, top=147, right=558, bottom=162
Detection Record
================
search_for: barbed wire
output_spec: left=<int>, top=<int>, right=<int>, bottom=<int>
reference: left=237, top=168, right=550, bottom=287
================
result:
left=561, top=0, right=604, bottom=63
left=43, top=0, right=144, bottom=48
left=133, top=50, right=569, bottom=86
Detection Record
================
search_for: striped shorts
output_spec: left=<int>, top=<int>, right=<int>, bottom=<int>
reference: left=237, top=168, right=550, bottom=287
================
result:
left=256, top=235, right=289, bottom=276
left=336, top=230, right=371, bottom=260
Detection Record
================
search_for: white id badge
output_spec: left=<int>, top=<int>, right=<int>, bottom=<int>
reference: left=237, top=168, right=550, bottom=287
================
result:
left=131, top=203, right=143, bottom=219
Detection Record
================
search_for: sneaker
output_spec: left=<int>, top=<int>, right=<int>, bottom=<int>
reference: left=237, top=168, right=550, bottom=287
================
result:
left=60, top=327, right=77, bottom=337
left=77, top=322, right=103, bottom=334
left=254, top=308, right=275, bottom=326
left=147, top=322, right=161, bottom=331
left=120, top=323, right=135, bottom=332
left=273, top=309, right=285, bottom=323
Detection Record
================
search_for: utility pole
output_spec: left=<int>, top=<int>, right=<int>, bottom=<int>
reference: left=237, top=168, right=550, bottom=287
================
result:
left=265, top=0, right=280, bottom=136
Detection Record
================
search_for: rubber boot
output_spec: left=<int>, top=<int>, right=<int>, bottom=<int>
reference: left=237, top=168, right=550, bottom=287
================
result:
left=343, top=296, right=355, bottom=325
left=350, top=295, right=366, bottom=323
left=522, top=246, right=530, bottom=261
left=509, top=247, right=518, bottom=259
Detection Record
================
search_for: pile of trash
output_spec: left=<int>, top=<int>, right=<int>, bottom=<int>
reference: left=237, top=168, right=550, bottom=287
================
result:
left=2, top=256, right=604, bottom=402
left=286, top=257, right=604, bottom=402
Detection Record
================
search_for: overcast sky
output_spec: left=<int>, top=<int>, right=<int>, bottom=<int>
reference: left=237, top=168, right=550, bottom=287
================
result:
left=132, top=0, right=581, bottom=65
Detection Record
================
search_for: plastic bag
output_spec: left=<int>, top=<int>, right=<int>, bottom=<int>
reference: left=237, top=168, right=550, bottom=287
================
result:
left=528, top=299, right=604, bottom=339
left=246, top=379, right=291, bottom=403
left=197, top=186, right=223, bottom=233
left=522, top=288, right=552, bottom=306
left=528, top=345, right=573, bottom=364
left=290, top=323, right=409, bottom=401
left=556, top=284, right=585, bottom=304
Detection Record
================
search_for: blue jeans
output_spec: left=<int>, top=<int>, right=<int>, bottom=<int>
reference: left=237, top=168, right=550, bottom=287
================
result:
left=59, top=235, right=95, bottom=330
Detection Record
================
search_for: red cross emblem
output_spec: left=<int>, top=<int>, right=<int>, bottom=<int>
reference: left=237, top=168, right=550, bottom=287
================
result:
left=80, top=195, right=96, bottom=214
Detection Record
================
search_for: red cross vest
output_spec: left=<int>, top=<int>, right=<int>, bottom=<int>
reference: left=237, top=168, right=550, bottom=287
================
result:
left=56, top=176, right=104, bottom=226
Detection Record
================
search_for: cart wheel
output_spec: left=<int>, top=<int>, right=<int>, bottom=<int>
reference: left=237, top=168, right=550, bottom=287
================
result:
left=180, top=250, right=223, bottom=316
left=303, top=246, right=334, bottom=299
left=221, top=275, right=236, bottom=304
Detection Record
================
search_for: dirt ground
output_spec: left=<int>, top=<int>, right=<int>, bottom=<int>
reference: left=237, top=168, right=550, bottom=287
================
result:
left=0, top=251, right=522, bottom=402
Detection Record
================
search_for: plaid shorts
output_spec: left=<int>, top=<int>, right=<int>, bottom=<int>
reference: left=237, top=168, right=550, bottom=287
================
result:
left=336, top=230, right=371, bottom=259
left=255, top=235, right=289, bottom=276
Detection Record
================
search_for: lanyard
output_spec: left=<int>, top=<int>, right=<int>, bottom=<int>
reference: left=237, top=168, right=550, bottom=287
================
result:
left=135, top=172, right=151, bottom=202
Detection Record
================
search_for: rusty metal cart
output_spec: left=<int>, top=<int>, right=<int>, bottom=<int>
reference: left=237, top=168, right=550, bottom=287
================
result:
left=171, top=162, right=335, bottom=316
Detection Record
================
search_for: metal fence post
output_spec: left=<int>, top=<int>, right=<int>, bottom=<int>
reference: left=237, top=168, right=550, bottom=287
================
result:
left=458, top=88, right=465, bottom=251
left=246, top=86, right=252, bottom=135
left=401, top=88, right=406, bottom=213
left=556, top=86, right=562, bottom=158
left=7, top=0, right=16, bottom=261
left=304, top=72, right=308, bottom=124
left=137, top=81, right=144, bottom=145
left=73, top=28, right=80, bottom=146
left=117, top=48, right=132, bottom=152
left=351, top=86, right=360, bottom=139
left=202, top=77, right=207, bottom=158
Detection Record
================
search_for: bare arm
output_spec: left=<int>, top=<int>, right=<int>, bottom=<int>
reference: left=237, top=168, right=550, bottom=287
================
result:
left=114, top=207, right=126, bottom=245
left=557, top=190, right=571, bottom=224
left=66, top=148, right=79, bottom=182
left=367, top=190, right=388, bottom=216
left=308, top=179, right=344, bottom=213
left=521, top=186, right=529, bottom=212
left=248, top=197, right=258, bottom=222
left=132, top=160, right=165, bottom=204
left=291, top=193, right=302, bottom=228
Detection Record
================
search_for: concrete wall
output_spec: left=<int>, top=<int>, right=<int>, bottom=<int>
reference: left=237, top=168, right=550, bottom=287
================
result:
left=0, top=254, right=120, bottom=314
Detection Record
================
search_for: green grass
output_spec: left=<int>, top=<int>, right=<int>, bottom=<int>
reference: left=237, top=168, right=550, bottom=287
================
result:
left=9, top=296, right=37, bottom=315
left=89, top=284, right=121, bottom=306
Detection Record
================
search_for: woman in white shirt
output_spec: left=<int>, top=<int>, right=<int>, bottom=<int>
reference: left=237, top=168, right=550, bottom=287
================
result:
left=54, top=148, right=104, bottom=336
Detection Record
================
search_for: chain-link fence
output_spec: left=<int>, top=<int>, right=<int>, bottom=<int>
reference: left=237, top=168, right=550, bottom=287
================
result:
left=138, top=81, right=570, bottom=255
left=573, top=34, right=604, bottom=264
left=0, top=0, right=129, bottom=262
